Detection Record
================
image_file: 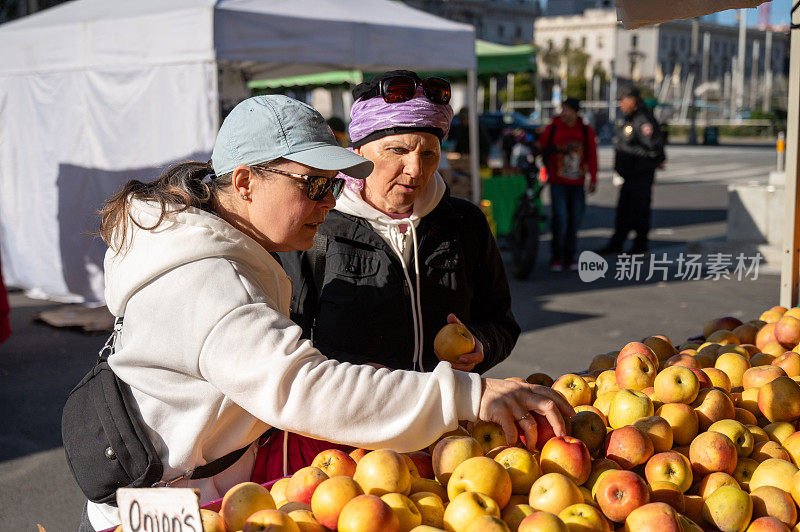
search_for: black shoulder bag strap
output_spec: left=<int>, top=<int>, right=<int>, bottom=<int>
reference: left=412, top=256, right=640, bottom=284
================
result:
left=307, top=232, right=328, bottom=301
left=107, top=317, right=275, bottom=487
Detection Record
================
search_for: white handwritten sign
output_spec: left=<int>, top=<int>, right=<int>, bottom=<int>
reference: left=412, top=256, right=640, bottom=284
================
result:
left=117, top=488, right=202, bottom=532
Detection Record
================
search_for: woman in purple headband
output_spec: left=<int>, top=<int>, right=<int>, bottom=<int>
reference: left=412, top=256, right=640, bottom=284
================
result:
left=281, top=70, right=520, bottom=375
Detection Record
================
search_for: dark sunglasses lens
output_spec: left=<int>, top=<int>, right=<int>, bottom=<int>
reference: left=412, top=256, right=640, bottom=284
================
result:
left=382, top=76, right=417, bottom=103
left=422, top=77, right=451, bottom=104
left=330, top=178, right=345, bottom=199
left=308, top=177, right=344, bottom=201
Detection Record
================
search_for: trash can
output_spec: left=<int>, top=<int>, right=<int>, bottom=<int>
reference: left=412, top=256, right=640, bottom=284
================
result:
left=481, top=175, right=527, bottom=236
left=703, top=126, right=719, bottom=146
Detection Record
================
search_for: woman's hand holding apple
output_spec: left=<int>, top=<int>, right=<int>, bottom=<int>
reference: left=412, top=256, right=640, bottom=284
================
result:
left=478, top=378, right=574, bottom=451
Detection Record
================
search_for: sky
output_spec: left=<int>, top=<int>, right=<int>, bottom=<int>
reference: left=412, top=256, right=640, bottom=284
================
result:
left=717, top=0, right=792, bottom=27
left=541, top=0, right=793, bottom=27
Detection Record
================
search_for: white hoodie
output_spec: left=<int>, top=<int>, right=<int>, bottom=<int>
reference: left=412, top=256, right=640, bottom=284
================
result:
left=87, top=199, right=481, bottom=530
left=334, top=173, right=446, bottom=372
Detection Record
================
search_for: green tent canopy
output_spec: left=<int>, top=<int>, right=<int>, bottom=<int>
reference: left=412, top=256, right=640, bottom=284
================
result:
left=248, top=40, right=535, bottom=91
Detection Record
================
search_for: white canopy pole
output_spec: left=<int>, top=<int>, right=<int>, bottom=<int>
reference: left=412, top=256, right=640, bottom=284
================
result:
left=468, top=68, right=481, bottom=204
left=780, top=4, right=800, bottom=307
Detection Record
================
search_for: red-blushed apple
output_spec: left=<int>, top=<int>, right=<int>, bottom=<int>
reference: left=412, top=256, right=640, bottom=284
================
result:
left=746, top=516, right=792, bottom=532
left=310, top=475, right=363, bottom=530
left=349, top=448, right=368, bottom=463
left=687, top=366, right=713, bottom=389
left=529, top=473, right=584, bottom=515
left=758, top=376, right=800, bottom=423
left=615, top=352, right=657, bottom=391
left=286, top=466, right=329, bottom=505
left=664, top=353, right=700, bottom=369
left=744, top=366, right=787, bottom=390
left=623, top=502, right=683, bottom=532
left=751, top=440, right=792, bottom=462
left=689, top=431, right=738, bottom=476
left=447, top=456, right=512, bottom=509
left=353, top=449, right=411, bottom=496
left=518, top=511, right=568, bottom=532
left=405, top=451, right=434, bottom=480
left=311, top=448, right=357, bottom=478
left=540, top=436, right=592, bottom=485
left=750, top=485, right=797, bottom=527
left=774, top=315, right=800, bottom=348
left=618, top=342, right=659, bottom=367
left=708, top=419, right=754, bottom=457
left=772, top=351, right=800, bottom=377
left=494, top=447, right=541, bottom=495
left=694, top=472, right=739, bottom=499
left=701, top=485, right=753, bottom=532
left=604, top=425, right=654, bottom=470
left=594, top=470, right=650, bottom=522
left=443, top=491, right=501, bottom=532
left=644, top=451, right=693, bottom=493
left=704, top=317, right=744, bottom=338
left=632, top=415, right=674, bottom=453
left=692, top=387, right=736, bottom=431
left=337, top=494, right=400, bottom=532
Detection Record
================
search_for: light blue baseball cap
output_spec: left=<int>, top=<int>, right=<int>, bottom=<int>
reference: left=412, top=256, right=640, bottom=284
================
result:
left=211, top=95, right=373, bottom=179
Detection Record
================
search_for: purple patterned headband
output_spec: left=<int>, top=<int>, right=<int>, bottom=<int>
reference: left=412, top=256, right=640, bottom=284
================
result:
left=348, top=88, right=454, bottom=147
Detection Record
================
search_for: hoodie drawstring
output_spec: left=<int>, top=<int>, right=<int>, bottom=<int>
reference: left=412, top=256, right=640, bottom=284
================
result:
left=387, top=220, right=425, bottom=372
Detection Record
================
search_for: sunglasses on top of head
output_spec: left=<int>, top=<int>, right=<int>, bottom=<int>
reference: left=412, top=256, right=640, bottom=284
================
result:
left=252, top=165, right=345, bottom=201
left=371, top=75, right=451, bottom=105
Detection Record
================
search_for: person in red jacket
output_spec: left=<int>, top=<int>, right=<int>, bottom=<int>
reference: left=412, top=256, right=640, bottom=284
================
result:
left=539, top=97, right=598, bottom=272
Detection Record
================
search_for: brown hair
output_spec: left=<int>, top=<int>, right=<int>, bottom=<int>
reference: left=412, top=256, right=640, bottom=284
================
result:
left=99, top=160, right=233, bottom=252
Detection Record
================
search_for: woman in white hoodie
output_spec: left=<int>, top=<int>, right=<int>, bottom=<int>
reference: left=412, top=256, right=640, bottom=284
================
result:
left=79, top=95, right=571, bottom=531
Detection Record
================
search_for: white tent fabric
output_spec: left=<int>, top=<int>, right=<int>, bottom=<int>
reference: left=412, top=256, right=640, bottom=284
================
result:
left=0, top=0, right=475, bottom=303
left=615, top=0, right=769, bottom=29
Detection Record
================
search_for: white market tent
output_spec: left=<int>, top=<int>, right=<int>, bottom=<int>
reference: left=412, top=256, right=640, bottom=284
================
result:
left=0, top=0, right=477, bottom=303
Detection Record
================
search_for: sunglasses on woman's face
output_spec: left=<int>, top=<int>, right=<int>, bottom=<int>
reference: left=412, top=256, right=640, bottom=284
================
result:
left=377, top=75, right=451, bottom=105
left=255, top=166, right=345, bottom=201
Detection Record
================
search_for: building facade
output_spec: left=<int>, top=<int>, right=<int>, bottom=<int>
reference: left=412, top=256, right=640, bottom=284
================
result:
left=399, top=0, right=540, bottom=45
left=534, top=8, right=789, bottom=84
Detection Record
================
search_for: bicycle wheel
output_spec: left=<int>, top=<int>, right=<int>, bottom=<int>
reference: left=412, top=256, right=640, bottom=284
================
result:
left=510, top=215, right=540, bottom=280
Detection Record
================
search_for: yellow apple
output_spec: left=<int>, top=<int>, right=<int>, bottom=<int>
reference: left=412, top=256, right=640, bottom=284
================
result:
left=608, top=389, right=654, bottom=429
left=354, top=449, right=411, bottom=496
left=443, top=491, right=501, bottom=532
left=529, top=473, right=584, bottom=515
left=447, top=456, right=512, bottom=509
left=433, top=323, right=475, bottom=363
left=701, top=485, right=752, bottom=532
left=409, top=491, right=444, bottom=529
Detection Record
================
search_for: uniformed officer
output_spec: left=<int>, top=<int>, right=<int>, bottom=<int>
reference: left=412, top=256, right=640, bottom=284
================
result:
left=598, top=85, right=665, bottom=255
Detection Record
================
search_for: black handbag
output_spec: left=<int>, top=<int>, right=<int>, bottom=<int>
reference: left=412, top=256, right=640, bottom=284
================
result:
left=62, top=318, right=257, bottom=505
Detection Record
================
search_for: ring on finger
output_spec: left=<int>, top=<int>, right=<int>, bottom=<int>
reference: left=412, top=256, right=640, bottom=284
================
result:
left=516, top=412, right=533, bottom=422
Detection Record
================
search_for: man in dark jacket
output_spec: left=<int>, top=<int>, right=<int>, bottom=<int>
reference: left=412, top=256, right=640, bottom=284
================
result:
left=280, top=70, right=520, bottom=375
left=598, top=85, right=665, bottom=255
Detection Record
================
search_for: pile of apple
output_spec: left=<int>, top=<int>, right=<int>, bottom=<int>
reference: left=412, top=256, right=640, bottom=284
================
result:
left=198, top=304, right=800, bottom=532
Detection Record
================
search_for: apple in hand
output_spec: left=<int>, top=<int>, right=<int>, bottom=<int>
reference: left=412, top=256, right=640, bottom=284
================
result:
left=433, top=323, right=475, bottom=363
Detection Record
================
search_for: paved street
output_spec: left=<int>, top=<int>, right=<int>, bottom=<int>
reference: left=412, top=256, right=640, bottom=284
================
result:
left=0, top=143, right=783, bottom=530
